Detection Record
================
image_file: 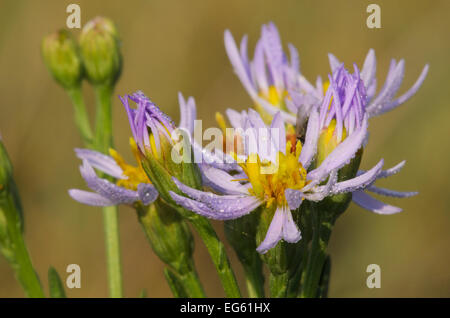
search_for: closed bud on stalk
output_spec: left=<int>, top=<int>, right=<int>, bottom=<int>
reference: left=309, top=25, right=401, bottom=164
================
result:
left=136, top=200, right=195, bottom=275
left=41, top=29, right=83, bottom=89
left=79, top=17, right=122, bottom=87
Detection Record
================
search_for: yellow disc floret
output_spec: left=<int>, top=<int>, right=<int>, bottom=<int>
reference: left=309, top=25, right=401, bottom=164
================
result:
left=255, top=85, right=290, bottom=123
left=109, top=138, right=150, bottom=190
left=237, top=140, right=307, bottom=208
left=316, top=119, right=347, bottom=166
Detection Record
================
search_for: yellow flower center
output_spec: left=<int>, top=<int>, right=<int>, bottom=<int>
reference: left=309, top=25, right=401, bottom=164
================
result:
left=236, top=140, right=307, bottom=208
left=254, top=85, right=290, bottom=123
left=109, top=138, right=150, bottom=190
left=317, top=119, right=347, bottom=166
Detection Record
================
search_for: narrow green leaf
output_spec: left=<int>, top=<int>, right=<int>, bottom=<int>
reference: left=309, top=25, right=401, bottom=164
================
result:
left=48, top=267, right=67, bottom=298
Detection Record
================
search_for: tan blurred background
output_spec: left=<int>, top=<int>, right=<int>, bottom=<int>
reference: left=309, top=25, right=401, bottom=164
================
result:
left=0, top=0, right=449, bottom=297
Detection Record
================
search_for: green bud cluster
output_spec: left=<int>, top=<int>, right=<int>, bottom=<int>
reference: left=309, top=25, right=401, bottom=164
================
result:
left=42, top=17, right=122, bottom=91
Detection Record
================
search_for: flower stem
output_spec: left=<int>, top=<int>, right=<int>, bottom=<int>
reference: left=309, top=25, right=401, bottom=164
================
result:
left=93, top=84, right=113, bottom=153
left=317, top=255, right=331, bottom=298
left=269, top=272, right=289, bottom=297
left=66, top=86, right=93, bottom=148
left=94, top=84, right=123, bottom=298
left=188, top=215, right=241, bottom=298
left=299, top=205, right=333, bottom=298
left=243, top=260, right=265, bottom=298
left=177, top=268, right=206, bottom=298
left=101, top=205, right=122, bottom=298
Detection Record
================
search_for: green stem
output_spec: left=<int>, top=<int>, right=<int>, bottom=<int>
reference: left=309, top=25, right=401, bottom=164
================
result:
left=93, top=84, right=113, bottom=153
left=269, top=272, right=289, bottom=298
left=178, top=268, right=206, bottom=298
left=188, top=215, right=241, bottom=298
left=164, top=268, right=188, bottom=298
left=102, top=205, right=122, bottom=298
left=66, top=86, right=93, bottom=147
left=93, top=84, right=123, bottom=298
left=317, top=255, right=331, bottom=298
left=243, top=261, right=265, bottom=298
left=299, top=206, right=333, bottom=298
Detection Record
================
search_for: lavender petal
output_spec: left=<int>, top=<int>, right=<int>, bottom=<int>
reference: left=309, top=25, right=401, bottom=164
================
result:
left=352, top=190, right=402, bottom=215
left=75, top=148, right=124, bottom=179
left=256, top=207, right=284, bottom=254
left=68, top=189, right=115, bottom=206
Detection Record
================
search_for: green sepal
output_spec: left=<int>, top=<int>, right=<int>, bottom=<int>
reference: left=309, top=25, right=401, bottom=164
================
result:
left=140, top=154, right=181, bottom=205
left=139, top=123, right=203, bottom=207
left=48, top=267, right=67, bottom=298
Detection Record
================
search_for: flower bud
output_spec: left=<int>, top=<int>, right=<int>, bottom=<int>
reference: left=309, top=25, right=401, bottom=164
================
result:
left=41, top=29, right=83, bottom=89
left=136, top=200, right=195, bottom=275
left=79, top=17, right=122, bottom=86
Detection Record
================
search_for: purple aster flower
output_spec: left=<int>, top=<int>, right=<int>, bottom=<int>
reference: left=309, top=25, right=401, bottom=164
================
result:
left=311, top=64, right=417, bottom=214
left=225, top=22, right=308, bottom=124
left=69, top=145, right=158, bottom=207
left=327, top=49, right=429, bottom=117
left=121, top=91, right=176, bottom=156
left=226, top=22, right=428, bottom=126
left=121, top=90, right=235, bottom=171
left=169, top=105, right=383, bottom=254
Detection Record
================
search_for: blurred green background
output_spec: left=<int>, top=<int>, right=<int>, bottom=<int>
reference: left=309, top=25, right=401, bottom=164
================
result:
left=0, top=0, right=449, bottom=297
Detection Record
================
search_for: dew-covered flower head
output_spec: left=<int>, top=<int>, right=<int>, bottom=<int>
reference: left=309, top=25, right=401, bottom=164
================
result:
left=225, top=22, right=304, bottom=124
left=121, top=91, right=176, bottom=158
left=170, top=106, right=384, bottom=254
left=316, top=64, right=367, bottom=164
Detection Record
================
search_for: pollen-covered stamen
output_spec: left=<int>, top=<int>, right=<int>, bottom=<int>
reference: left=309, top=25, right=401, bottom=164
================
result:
left=238, top=140, right=307, bottom=207
left=109, top=138, right=149, bottom=191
